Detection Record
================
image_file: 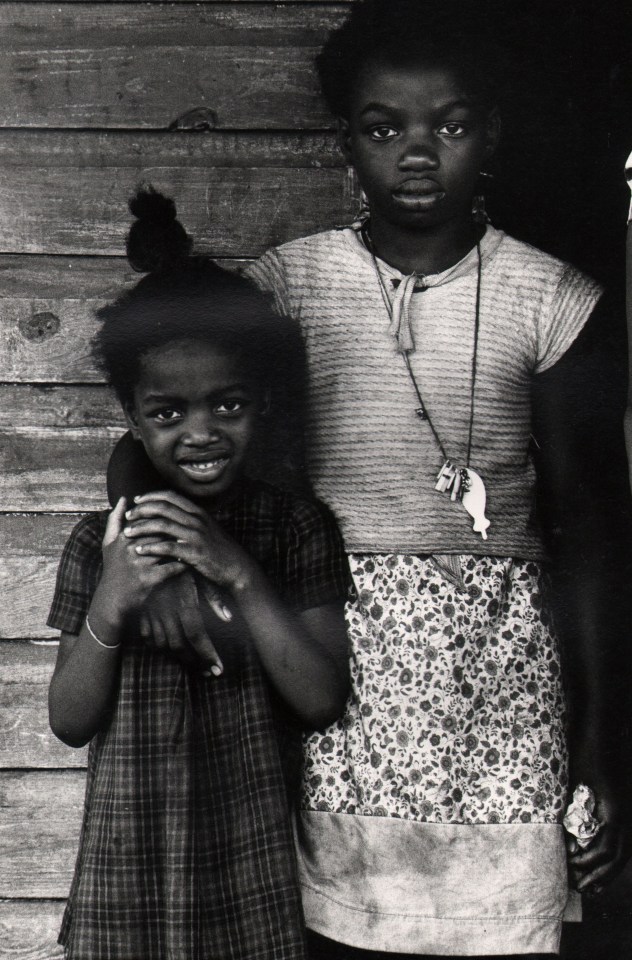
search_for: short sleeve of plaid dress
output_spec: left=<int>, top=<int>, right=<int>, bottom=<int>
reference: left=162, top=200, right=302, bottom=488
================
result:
left=47, top=480, right=350, bottom=960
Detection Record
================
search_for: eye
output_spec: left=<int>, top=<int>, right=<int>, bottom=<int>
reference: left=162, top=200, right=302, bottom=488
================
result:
left=153, top=407, right=182, bottom=423
left=438, top=122, right=467, bottom=137
left=367, top=125, right=398, bottom=142
left=215, top=398, right=249, bottom=417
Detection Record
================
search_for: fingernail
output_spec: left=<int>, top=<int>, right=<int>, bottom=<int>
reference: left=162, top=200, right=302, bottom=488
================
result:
left=134, top=495, right=143, bottom=503
left=211, top=664, right=223, bottom=677
left=124, top=527, right=132, bottom=536
left=135, top=545, right=143, bottom=554
left=222, top=604, right=233, bottom=621
left=125, top=510, right=132, bottom=520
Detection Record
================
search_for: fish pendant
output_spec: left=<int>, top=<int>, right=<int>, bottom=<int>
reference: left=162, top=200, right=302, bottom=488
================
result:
left=435, top=461, right=490, bottom=540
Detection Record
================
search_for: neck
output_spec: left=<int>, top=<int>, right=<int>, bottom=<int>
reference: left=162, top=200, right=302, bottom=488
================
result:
left=367, top=217, right=483, bottom=276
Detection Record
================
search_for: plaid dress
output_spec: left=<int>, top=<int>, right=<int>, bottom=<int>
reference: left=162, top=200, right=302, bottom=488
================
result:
left=48, top=479, right=350, bottom=960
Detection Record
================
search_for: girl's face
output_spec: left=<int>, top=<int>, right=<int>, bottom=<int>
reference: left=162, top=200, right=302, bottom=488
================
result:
left=125, top=338, right=263, bottom=502
left=340, top=61, right=499, bottom=234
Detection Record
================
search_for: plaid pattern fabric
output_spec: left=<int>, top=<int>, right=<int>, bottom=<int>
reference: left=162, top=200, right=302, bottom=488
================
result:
left=48, top=481, right=350, bottom=960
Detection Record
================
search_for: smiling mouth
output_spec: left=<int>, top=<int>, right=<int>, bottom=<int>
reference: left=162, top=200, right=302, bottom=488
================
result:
left=178, top=457, right=230, bottom=481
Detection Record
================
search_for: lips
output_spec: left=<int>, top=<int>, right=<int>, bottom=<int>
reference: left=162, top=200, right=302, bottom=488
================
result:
left=395, top=178, right=443, bottom=196
left=392, top=178, right=445, bottom=209
left=177, top=454, right=231, bottom=482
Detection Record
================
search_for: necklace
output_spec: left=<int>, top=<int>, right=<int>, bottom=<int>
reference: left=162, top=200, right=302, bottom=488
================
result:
left=360, top=220, right=490, bottom=540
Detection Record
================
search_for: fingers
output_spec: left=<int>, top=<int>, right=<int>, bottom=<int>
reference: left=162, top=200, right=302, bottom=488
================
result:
left=132, top=490, right=204, bottom=519
left=103, top=497, right=127, bottom=546
left=140, top=573, right=224, bottom=677
left=569, top=826, right=628, bottom=892
left=208, top=595, right=233, bottom=623
left=200, top=580, right=233, bottom=622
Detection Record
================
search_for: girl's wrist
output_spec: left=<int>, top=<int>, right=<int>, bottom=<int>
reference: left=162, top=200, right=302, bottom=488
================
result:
left=88, top=588, right=127, bottom=644
left=229, top=557, right=266, bottom=599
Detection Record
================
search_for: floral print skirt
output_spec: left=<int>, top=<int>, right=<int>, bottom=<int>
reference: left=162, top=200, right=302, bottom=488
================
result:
left=302, top=554, right=568, bottom=825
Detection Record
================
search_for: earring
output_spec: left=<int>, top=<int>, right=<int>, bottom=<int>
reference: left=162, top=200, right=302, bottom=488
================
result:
left=472, top=170, right=493, bottom=224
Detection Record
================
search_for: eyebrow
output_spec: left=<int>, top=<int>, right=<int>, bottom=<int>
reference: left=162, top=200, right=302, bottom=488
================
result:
left=140, top=383, right=253, bottom=405
left=359, top=98, right=476, bottom=117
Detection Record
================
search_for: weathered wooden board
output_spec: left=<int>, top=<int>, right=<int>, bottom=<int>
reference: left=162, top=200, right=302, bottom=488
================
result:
left=0, top=513, right=85, bottom=639
left=0, top=3, right=346, bottom=129
left=0, top=642, right=88, bottom=768
left=0, top=254, right=249, bottom=300
left=0, top=429, right=114, bottom=511
left=0, top=770, right=84, bottom=897
left=0, top=255, right=258, bottom=383
left=0, top=165, right=354, bottom=256
left=0, top=130, right=341, bottom=168
left=0, top=901, right=65, bottom=960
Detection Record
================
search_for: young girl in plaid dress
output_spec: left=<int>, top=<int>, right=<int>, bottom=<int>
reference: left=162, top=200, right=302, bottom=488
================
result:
left=47, top=189, right=351, bottom=960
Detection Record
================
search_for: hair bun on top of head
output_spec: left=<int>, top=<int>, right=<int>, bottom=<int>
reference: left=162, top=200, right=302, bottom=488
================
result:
left=126, top=185, right=193, bottom=274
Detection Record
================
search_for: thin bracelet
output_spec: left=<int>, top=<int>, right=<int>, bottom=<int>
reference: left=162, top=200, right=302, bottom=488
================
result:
left=85, top=614, right=121, bottom=650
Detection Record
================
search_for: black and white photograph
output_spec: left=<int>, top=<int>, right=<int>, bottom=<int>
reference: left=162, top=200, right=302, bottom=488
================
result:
left=1, top=1, right=631, bottom=958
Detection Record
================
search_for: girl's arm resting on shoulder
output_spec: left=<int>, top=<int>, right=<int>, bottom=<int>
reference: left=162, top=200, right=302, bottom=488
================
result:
left=532, top=294, right=632, bottom=888
left=107, top=430, right=162, bottom=507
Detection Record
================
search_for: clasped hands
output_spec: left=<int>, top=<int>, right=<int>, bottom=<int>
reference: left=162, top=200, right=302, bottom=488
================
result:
left=108, top=490, right=253, bottom=677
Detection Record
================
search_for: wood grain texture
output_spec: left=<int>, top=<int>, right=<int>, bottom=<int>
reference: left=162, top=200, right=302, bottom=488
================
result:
left=0, top=164, right=353, bottom=256
left=0, top=770, right=84, bottom=897
left=0, top=130, right=341, bottom=168
left=0, top=255, right=255, bottom=382
left=0, top=513, right=86, bottom=639
left=0, top=642, right=88, bottom=767
left=0, top=427, right=114, bottom=511
left=0, top=3, right=346, bottom=129
left=0, top=901, right=65, bottom=960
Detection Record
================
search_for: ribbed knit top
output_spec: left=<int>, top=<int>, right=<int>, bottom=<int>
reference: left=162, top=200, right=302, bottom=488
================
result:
left=247, top=226, right=602, bottom=558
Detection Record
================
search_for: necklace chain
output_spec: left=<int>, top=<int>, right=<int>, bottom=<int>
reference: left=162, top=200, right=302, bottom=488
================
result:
left=361, top=220, right=482, bottom=469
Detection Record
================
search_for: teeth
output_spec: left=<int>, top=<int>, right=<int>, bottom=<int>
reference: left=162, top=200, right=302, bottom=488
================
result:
left=183, top=459, right=227, bottom=471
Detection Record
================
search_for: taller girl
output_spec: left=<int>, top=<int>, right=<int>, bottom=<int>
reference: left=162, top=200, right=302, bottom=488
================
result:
left=248, top=0, right=632, bottom=956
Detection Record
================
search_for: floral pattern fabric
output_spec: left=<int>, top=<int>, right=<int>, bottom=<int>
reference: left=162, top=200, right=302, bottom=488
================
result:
left=301, top=554, right=568, bottom=825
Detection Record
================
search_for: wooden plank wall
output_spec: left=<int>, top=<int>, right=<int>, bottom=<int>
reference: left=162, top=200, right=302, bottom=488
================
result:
left=0, top=2, right=630, bottom=958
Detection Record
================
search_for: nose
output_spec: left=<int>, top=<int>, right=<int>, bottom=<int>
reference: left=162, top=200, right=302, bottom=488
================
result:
left=182, top=408, right=221, bottom=445
left=398, top=129, right=439, bottom=171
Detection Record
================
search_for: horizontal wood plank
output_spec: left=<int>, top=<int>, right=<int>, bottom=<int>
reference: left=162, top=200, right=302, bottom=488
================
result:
left=0, top=642, right=88, bottom=767
left=0, top=3, right=346, bottom=129
left=0, top=513, right=87, bottom=638
left=0, top=164, right=354, bottom=256
left=0, top=901, right=65, bottom=960
left=0, top=427, right=115, bottom=511
left=0, top=770, right=84, bottom=897
left=0, top=255, right=254, bottom=383
left=0, top=130, right=341, bottom=168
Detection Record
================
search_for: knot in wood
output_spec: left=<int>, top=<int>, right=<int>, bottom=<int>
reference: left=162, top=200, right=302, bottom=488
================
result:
left=168, top=107, right=218, bottom=132
left=19, top=311, right=60, bottom=342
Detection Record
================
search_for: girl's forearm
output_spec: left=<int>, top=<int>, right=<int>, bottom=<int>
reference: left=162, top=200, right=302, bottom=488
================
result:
left=48, top=587, right=124, bottom=748
left=232, top=568, right=348, bottom=729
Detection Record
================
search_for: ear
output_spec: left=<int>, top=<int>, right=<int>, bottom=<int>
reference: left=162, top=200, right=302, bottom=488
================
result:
left=485, top=107, right=501, bottom=159
left=337, top=116, right=353, bottom=163
left=124, top=403, right=142, bottom=440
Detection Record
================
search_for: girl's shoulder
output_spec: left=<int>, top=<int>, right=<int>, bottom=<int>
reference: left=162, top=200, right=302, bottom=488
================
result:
left=251, top=227, right=360, bottom=277
left=62, top=511, right=109, bottom=558
left=493, top=231, right=602, bottom=296
left=239, top=478, right=341, bottom=538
